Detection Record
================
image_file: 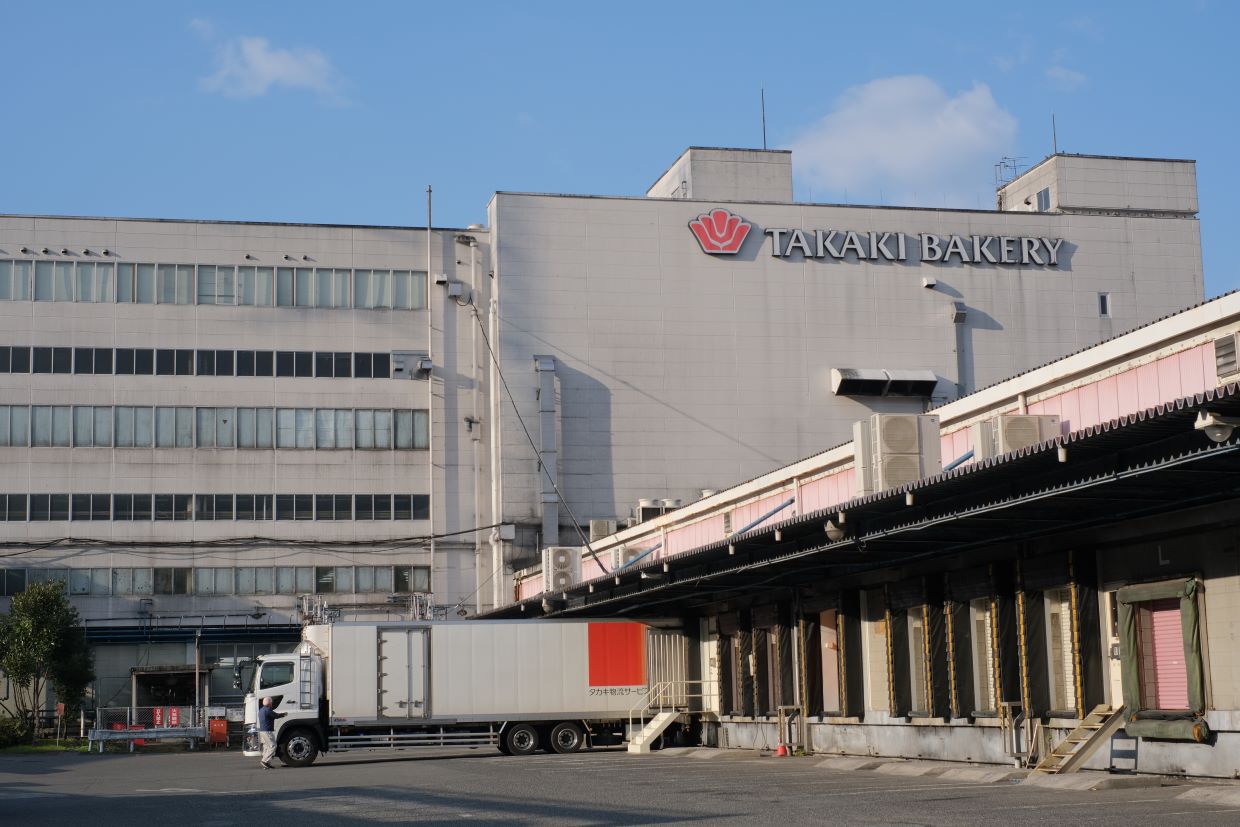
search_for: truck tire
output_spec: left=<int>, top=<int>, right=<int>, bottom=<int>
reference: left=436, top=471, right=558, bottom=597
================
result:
left=549, top=722, right=584, bottom=754
left=505, top=723, right=539, bottom=756
left=278, top=729, right=320, bottom=767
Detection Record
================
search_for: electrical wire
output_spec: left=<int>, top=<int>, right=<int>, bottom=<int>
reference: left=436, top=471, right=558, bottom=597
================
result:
left=0, top=522, right=508, bottom=560
left=472, top=309, right=610, bottom=575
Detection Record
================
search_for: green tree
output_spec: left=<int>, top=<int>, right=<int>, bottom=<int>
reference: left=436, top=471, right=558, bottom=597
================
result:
left=0, top=580, right=95, bottom=735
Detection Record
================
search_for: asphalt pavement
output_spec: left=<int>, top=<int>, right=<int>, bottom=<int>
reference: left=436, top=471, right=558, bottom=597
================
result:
left=4, top=746, right=1240, bottom=825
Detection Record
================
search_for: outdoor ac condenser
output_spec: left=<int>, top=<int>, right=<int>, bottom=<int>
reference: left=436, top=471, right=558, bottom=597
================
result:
left=541, top=546, right=581, bottom=592
left=612, top=546, right=644, bottom=571
left=589, top=519, right=618, bottom=542
left=971, top=414, right=1061, bottom=460
left=853, top=413, right=942, bottom=496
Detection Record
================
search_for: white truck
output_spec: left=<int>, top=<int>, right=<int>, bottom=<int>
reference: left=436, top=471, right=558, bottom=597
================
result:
left=242, top=619, right=669, bottom=766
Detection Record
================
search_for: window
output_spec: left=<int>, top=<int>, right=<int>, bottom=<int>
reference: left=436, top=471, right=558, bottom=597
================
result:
left=258, top=662, right=294, bottom=690
left=70, top=406, right=103, bottom=447
left=196, top=350, right=215, bottom=376
left=3, top=569, right=30, bottom=595
left=970, top=598, right=997, bottom=714
left=237, top=267, right=274, bottom=306
left=1099, top=293, right=1111, bottom=318
left=334, top=352, right=351, bottom=378
left=295, top=268, right=313, bottom=307
left=3, top=494, right=28, bottom=521
left=276, top=566, right=313, bottom=594
left=134, top=348, right=154, bottom=374
left=114, top=406, right=154, bottom=447
left=157, top=264, right=193, bottom=304
left=1045, top=588, right=1076, bottom=713
left=155, top=407, right=193, bottom=448
left=0, top=405, right=29, bottom=447
left=410, top=494, right=429, bottom=520
left=295, top=408, right=314, bottom=448
left=196, top=408, right=236, bottom=448
left=294, top=351, right=312, bottom=378
left=235, top=494, right=274, bottom=521
left=395, top=565, right=430, bottom=593
left=315, top=566, right=355, bottom=594
left=196, top=265, right=236, bottom=305
left=0, top=260, right=33, bottom=300
left=153, top=567, right=191, bottom=594
left=354, top=352, right=373, bottom=378
left=33, top=347, right=71, bottom=374
left=195, top=567, right=234, bottom=595
left=32, top=406, right=71, bottom=447
left=276, top=268, right=294, bottom=306
left=255, top=350, right=274, bottom=377
left=1036, top=187, right=1051, bottom=213
left=276, top=351, right=295, bottom=378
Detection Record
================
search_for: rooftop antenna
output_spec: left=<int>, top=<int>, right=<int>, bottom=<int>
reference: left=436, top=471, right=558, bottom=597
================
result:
left=761, top=88, right=767, bottom=150
left=1052, top=113, right=1058, bottom=154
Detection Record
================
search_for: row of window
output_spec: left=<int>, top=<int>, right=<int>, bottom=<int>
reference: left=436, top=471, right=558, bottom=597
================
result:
left=0, top=564, right=430, bottom=596
left=0, top=346, right=396, bottom=379
left=0, top=493, right=428, bottom=521
left=0, top=260, right=428, bottom=310
left=0, top=406, right=428, bottom=450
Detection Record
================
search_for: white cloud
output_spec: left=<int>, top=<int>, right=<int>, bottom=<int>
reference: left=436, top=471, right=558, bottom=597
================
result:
left=1046, top=65, right=1087, bottom=91
left=786, top=76, right=1017, bottom=208
left=200, top=33, right=343, bottom=102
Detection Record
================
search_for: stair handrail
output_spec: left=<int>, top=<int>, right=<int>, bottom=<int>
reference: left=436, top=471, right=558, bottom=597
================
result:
left=626, top=678, right=714, bottom=741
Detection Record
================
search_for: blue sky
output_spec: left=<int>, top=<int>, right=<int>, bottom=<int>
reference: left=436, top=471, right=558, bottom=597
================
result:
left=2, top=1, right=1237, bottom=295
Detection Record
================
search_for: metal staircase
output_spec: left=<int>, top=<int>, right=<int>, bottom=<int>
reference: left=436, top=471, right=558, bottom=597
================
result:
left=1030, top=705, right=1126, bottom=775
left=627, top=711, right=680, bottom=755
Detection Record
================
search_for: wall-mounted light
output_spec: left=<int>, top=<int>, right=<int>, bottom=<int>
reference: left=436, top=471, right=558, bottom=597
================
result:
left=101, top=249, right=111, bottom=256
left=19, top=247, right=29, bottom=254
left=1196, top=411, right=1240, bottom=443
left=824, top=520, right=845, bottom=542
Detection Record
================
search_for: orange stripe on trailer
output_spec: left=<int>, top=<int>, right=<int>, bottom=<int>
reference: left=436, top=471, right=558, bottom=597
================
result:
left=587, top=622, right=647, bottom=687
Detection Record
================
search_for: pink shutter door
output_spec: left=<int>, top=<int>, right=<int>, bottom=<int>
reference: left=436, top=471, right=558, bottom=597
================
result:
left=1149, top=599, right=1189, bottom=709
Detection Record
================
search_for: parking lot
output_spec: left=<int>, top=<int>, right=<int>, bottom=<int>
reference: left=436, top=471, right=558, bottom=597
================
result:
left=4, top=747, right=1240, bottom=825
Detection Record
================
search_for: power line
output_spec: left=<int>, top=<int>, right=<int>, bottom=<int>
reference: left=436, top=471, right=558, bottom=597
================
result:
left=472, top=310, right=610, bottom=576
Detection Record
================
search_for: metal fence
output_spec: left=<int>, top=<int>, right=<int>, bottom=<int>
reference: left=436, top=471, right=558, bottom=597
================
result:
left=88, top=706, right=210, bottom=752
left=96, top=705, right=201, bottom=729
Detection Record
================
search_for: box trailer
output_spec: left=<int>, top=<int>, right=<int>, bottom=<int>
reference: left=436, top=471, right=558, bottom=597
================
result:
left=242, top=619, right=676, bottom=766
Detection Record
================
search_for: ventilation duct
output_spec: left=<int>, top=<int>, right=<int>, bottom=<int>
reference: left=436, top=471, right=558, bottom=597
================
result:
left=831, top=368, right=939, bottom=397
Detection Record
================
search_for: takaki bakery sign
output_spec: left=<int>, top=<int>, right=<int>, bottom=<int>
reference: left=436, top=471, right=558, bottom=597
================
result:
left=689, top=208, right=1065, bottom=267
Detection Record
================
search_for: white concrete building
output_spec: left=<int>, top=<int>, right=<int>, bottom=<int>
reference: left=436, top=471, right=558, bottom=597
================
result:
left=0, top=147, right=1204, bottom=707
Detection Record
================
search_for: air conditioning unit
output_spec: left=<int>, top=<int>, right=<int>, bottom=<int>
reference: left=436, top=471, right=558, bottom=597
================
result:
left=853, top=414, right=942, bottom=496
left=1215, top=333, right=1239, bottom=380
left=971, top=414, right=1061, bottom=460
left=612, top=545, right=644, bottom=570
left=635, top=498, right=663, bottom=523
left=392, top=351, right=432, bottom=379
left=589, top=519, right=618, bottom=542
left=541, top=546, right=581, bottom=593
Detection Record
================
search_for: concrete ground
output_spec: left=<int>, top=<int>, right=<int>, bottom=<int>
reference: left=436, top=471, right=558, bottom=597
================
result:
left=4, top=746, right=1240, bottom=825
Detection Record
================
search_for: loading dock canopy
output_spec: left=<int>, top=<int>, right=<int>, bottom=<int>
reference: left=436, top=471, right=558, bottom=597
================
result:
left=490, top=383, right=1240, bottom=620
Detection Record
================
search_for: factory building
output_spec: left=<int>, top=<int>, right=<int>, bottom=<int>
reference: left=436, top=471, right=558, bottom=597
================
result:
left=0, top=146, right=1206, bottom=713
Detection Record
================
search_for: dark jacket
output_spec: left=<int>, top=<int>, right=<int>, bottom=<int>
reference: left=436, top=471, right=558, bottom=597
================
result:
left=257, top=705, right=285, bottom=732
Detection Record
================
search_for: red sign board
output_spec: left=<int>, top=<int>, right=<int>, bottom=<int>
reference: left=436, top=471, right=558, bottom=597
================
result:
left=587, top=622, right=647, bottom=687
left=153, top=707, right=163, bottom=727
left=169, top=707, right=180, bottom=727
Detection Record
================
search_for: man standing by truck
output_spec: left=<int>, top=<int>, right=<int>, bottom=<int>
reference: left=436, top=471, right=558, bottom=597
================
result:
left=257, top=697, right=284, bottom=769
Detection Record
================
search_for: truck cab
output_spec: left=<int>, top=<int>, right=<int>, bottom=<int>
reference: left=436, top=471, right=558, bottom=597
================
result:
left=242, top=645, right=325, bottom=766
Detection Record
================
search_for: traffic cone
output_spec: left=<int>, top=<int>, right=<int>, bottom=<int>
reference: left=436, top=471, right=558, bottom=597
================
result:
left=775, top=743, right=789, bottom=757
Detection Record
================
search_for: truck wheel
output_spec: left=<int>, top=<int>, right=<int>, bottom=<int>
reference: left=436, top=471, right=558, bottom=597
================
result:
left=505, top=723, right=539, bottom=756
left=549, top=722, right=584, bottom=754
left=278, top=729, right=320, bottom=767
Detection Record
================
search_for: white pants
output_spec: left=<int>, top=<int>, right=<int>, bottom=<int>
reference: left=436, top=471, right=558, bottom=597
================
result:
left=259, top=731, right=277, bottom=765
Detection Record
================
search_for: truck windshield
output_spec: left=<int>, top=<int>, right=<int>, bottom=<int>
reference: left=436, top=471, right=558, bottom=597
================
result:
left=258, top=661, right=295, bottom=690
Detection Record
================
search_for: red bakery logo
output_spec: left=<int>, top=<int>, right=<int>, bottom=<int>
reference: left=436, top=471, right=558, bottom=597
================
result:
left=689, top=208, right=751, bottom=255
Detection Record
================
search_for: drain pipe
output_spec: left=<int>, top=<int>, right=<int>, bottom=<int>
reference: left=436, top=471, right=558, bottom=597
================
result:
left=466, top=234, right=482, bottom=614
left=426, top=186, right=436, bottom=608
left=488, top=293, right=504, bottom=609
